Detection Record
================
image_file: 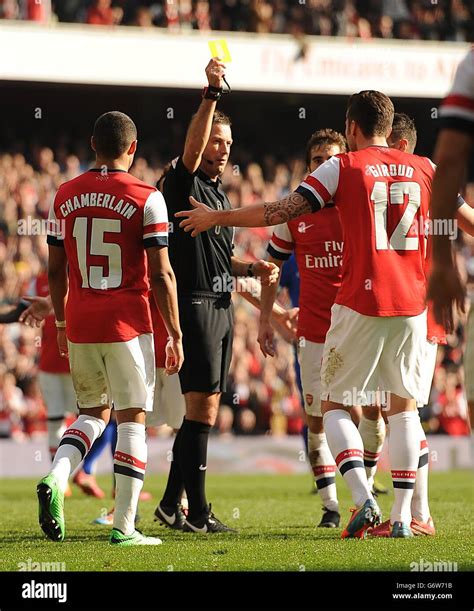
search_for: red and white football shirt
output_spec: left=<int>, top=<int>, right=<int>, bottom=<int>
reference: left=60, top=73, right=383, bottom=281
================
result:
left=47, top=169, right=168, bottom=343
left=149, top=293, right=168, bottom=369
left=29, top=272, right=70, bottom=374
left=296, top=147, right=434, bottom=317
left=439, top=47, right=474, bottom=134
left=268, top=208, right=343, bottom=343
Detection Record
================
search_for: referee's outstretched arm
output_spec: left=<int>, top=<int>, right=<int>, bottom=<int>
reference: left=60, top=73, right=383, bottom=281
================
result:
left=182, top=58, right=227, bottom=175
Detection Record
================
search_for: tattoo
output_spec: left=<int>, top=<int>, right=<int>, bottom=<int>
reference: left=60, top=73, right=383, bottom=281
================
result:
left=263, top=193, right=313, bottom=226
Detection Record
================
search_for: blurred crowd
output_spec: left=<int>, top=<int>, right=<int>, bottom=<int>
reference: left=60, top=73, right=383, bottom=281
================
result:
left=1, top=0, right=473, bottom=41
left=0, top=146, right=471, bottom=440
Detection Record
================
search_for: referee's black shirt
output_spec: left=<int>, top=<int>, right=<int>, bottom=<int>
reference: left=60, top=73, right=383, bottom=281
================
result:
left=163, top=156, right=234, bottom=296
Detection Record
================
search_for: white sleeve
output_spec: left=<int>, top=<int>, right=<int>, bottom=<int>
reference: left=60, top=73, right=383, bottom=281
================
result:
left=439, top=48, right=474, bottom=132
left=46, top=195, right=64, bottom=246
left=267, top=222, right=294, bottom=260
left=294, top=156, right=341, bottom=211
left=143, top=190, right=169, bottom=248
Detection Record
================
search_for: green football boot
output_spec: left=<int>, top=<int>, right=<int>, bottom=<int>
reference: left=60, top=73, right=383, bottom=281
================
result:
left=36, top=474, right=65, bottom=542
left=110, top=529, right=163, bottom=546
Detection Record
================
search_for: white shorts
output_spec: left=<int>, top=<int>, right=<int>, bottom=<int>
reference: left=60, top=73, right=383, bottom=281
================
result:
left=147, top=368, right=186, bottom=430
left=67, top=334, right=155, bottom=411
left=38, top=371, right=77, bottom=419
left=298, top=340, right=324, bottom=417
left=465, top=306, right=474, bottom=402
left=418, top=341, right=438, bottom=407
left=321, top=304, right=427, bottom=406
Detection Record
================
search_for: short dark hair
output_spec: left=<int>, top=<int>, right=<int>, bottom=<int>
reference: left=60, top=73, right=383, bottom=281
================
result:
left=212, top=110, right=232, bottom=127
left=305, top=128, right=347, bottom=166
left=390, top=112, right=417, bottom=152
left=92, top=111, right=137, bottom=159
left=346, top=90, right=394, bottom=138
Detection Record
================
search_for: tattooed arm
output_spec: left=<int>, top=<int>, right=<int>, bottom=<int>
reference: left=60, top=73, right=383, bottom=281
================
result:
left=262, top=193, right=314, bottom=226
left=176, top=192, right=315, bottom=236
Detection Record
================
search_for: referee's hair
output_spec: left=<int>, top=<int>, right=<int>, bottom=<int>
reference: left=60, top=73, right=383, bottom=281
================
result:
left=390, top=113, right=417, bottom=152
left=212, top=110, right=232, bottom=126
left=305, top=128, right=347, bottom=166
left=190, top=110, right=232, bottom=127
left=92, top=111, right=138, bottom=159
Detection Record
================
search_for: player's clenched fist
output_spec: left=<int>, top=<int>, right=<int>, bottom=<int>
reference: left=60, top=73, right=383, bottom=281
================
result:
left=206, top=58, right=226, bottom=89
left=251, top=260, right=280, bottom=286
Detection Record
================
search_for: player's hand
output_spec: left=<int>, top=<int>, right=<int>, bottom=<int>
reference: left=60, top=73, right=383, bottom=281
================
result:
left=251, top=260, right=280, bottom=286
left=258, top=319, right=276, bottom=358
left=273, top=307, right=299, bottom=343
left=165, top=337, right=184, bottom=375
left=176, top=197, right=218, bottom=237
left=19, top=296, right=53, bottom=327
left=427, top=262, right=466, bottom=334
left=57, top=328, right=69, bottom=359
left=206, top=58, right=226, bottom=89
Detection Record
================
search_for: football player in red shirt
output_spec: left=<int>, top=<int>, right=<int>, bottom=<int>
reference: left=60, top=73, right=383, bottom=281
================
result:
left=259, top=129, right=386, bottom=529
left=368, top=112, right=474, bottom=537
left=177, top=91, right=435, bottom=538
left=37, top=111, right=183, bottom=546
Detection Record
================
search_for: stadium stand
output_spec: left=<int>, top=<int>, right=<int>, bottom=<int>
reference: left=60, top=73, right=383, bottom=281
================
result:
left=0, top=0, right=473, bottom=42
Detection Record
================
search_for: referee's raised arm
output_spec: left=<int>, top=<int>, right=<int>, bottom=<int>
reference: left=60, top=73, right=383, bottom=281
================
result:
left=181, top=58, right=227, bottom=175
left=154, top=59, right=239, bottom=534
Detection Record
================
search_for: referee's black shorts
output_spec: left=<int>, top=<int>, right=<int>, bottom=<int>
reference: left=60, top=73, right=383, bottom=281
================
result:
left=178, top=292, right=234, bottom=394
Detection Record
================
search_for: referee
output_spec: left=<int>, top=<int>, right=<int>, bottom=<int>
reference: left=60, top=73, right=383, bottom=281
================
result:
left=154, top=59, right=278, bottom=533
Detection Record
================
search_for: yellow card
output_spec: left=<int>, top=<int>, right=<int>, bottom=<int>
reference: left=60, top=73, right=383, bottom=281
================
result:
left=208, top=39, right=232, bottom=63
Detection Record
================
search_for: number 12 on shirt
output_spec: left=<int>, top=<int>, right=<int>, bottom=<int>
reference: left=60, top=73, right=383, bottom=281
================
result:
left=372, top=180, right=422, bottom=251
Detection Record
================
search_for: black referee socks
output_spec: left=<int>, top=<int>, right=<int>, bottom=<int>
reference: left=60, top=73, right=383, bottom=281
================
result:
left=161, top=425, right=185, bottom=508
left=179, top=418, right=212, bottom=521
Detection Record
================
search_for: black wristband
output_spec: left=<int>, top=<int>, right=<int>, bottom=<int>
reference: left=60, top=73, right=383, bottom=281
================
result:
left=202, top=85, right=223, bottom=101
left=247, top=263, right=255, bottom=278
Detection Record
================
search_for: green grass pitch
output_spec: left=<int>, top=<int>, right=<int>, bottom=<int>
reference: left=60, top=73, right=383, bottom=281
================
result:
left=0, top=471, right=471, bottom=572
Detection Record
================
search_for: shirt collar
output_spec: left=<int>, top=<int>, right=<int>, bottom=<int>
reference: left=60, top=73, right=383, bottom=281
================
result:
left=88, top=168, right=128, bottom=173
left=197, top=168, right=222, bottom=186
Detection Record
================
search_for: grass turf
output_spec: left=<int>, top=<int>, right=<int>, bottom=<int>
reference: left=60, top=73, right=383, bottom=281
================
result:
left=0, top=471, right=471, bottom=572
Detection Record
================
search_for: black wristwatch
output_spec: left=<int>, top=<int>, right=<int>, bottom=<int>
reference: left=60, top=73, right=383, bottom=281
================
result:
left=202, top=84, right=223, bottom=101
left=247, top=263, right=255, bottom=277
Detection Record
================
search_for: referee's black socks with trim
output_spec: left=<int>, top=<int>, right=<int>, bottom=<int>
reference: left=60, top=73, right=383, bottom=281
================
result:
left=161, top=425, right=185, bottom=508
left=179, top=418, right=211, bottom=521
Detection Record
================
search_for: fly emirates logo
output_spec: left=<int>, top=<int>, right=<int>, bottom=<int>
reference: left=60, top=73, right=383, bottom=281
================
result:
left=305, top=241, right=343, bottom=269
